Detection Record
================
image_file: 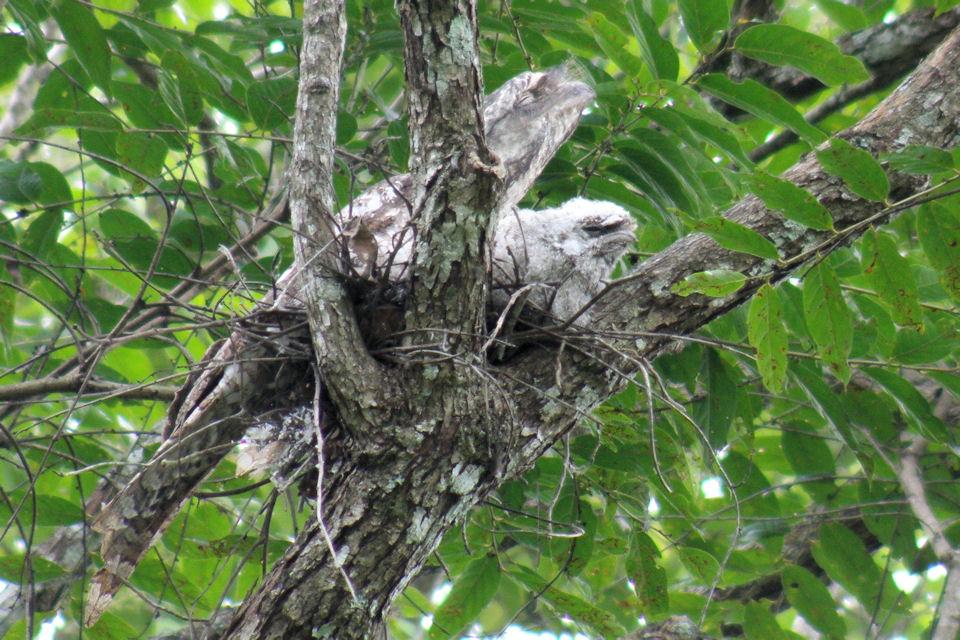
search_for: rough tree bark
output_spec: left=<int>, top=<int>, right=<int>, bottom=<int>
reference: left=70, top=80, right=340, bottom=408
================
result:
left=213, top=4, right=960, bottom=638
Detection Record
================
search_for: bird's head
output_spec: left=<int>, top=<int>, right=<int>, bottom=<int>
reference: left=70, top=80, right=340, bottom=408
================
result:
left=483, top=66, right=595, bottom=209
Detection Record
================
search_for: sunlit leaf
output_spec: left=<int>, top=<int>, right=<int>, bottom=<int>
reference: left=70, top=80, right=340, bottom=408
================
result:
left=734, top=24, right=870, bottom=86
left=672, top=269, right=747, bottom=297
left=625, top=4, right=678, bottom=81
left=782, top=564, right=846, bottom=639
left=52, top=1, right=112, bottom=94
left=626, top=532, right=669, bottom=615
left=677, top=0, right=728, bottom=51
left=680, top=212, right=780, bottom=260
left=746, top=171, right=833, bottom=230
left=429, top=555, right=500, bottom=640
left=813, top=523, right=910, bottom=614
left=697, top=74, right=827, bottom=146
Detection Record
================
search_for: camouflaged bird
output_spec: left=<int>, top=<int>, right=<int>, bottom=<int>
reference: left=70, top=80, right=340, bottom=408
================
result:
left=86, top=65, right=636, bottom=624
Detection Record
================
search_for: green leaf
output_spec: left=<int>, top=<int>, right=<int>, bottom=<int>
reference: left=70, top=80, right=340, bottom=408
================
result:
left=892, top=321, right=958, bottom=364
left=680, top=212, right=780, bottom=261
left=0, top=556, right=66, bottom=583
left=29, top=162, right=73, bottom=206
left=630, top=129, right=711, bottom=211
left=697, top=74, right=827, bottom=146
left=781, top=424, right=836, bottom=503
left=614, top=144, right=698, bottom=214
left=746, top=171, right=833, bottom=230
left=813, top=523, right=910, bottom=614
left=671, top=269, right=746, bottom=297
left=626, top=4, right=678, bottom=81
left=185, top=34, right=255, bottom=85
left=802, top=262, right=852, bottom=383
left=678, top=547, right=719, bottom=583
left=584, top=12, right=645, bottom=78
left=748, top=283, right=787, bottom=392
left=548, top=497, right=596, bottom=575
left=16, top=108, right=122, bottom=136
left=744, top=601, right=801, bottom=640
left=113, top=82, right=185, bottom=149
left=159, top=51, right=206, bottom=126
left=672, top=110, right=752, bottom=168
left=677, top=0, right=728, bottom=51
left=99, top=208, right=155, bottom=240
left=98, top=208, right=192, bottom=287
left=723, top=450, right=780, bottom=518
left=22, top=209, right=64, bottom=267
left=511, top=567, right=625, bottom=637
left=0, top=160, right=43, bottom=204
left=917, top=203, right=960, bottom=301
left=626, top=532, right=668, bottom=615
left=693, top=349, right=738, bottom=447
left=429, top=555, right=500, bottom=640
left=861, top=367, right=948, bottom=442
left=5, top=0, right=46, bottom=61
left=883, top=145, right=954, bottom=174
left=0, top=35, right=31, bottom=85
left=861, top=229, right=922, bottom=329
left=138, top=0, right=177, bottom=12
left=782, top=564, right=846, bottom=639
left=0, top=222, right=16, bottom=340
left=0, top=491, right=85, bottom=527
left=936, top=0, right=960, bottom=15
left=115, top=132, right=168, bottom=192
left=32, top=494, right=86, bottom=526
left=791, top=360, right=865, bottom=470
left=813, top=0, right=867, bottom=31
left=337, top=111, right=358, bottom=145
left=734, top=24, right=870, bottom=86
left=52, top=0, right=112, bottom=95
left=817, top=138, right=889, bottom=202
left=246, top=77, right=297, bottom=130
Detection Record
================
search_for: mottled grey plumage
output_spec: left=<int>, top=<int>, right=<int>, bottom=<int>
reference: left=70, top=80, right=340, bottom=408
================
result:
left=493, top=198, right=636, bottom=324
left=86, top=66, right=632, bottom=624
left=334, top=65, right=596, bottom=281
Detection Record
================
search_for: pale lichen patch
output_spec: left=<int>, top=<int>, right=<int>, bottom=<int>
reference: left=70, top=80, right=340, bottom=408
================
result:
left=407, top=508, right=430, bottom=543
left=449, top=463, right=481, bottom=494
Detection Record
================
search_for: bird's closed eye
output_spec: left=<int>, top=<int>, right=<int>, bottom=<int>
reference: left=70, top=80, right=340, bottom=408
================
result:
left=582, top=222, right=626, bottom=236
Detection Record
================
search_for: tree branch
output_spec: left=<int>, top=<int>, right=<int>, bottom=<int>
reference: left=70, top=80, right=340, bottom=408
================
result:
left=288, top=0, right=392, bottom=422
left=0, top=374, right=177, bottom=404
left=896, top=433, right=960, bottom=640
left=396, top=0, right=503, bottom=348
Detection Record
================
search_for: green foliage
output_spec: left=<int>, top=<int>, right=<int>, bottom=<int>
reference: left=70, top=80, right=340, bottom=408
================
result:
left=733, top=24, right=870, bottom=87
left=1, top=0, right=958, bottom=639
